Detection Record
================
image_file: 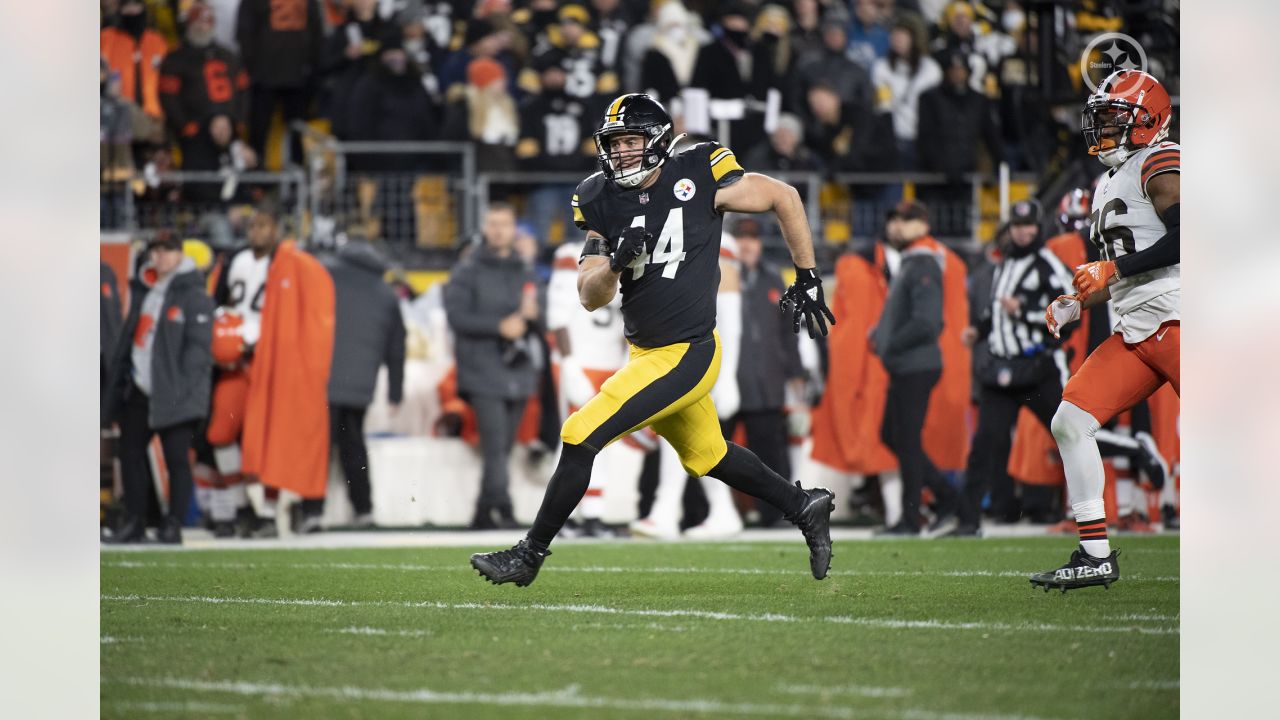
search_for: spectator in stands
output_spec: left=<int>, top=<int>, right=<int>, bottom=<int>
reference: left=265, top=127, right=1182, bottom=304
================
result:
left=789, top=0, right=825, bottom=69
left=437, top=19, right=517, bottom=101
left=517, top=49, right=597, bottom=246
left=729, top=220, right=807, bottom=526
left=335, top=30, right=441, bottom=171
left=444, top=203, right=540, bottom=530
left=158, top=3, right=254, bottom=181
left=930, top=1, right=990, bottom=95
left=442, top=58, right=519, bottom=172
left=526, top=4, right=619, bottom=100
left=872, top=13, right=941, bottom=170
left=748, top=4, right=796, bottom=102
left=696, top=3, right=762, bottom=149
left=319, top=237, right=406, bottom=531
left=397, top=6, right=442, bottom=102
left=236, top=0, right=324, bottom=165
left=512, top=0, right=559, bottom=53
left=870, top=201, right=958, bottom=535
left=100, top=0, right=167, bottom=154
left=475, top=0, right=531, bottom=68
left=319, top=0, right=389, bottom=122
left=916, top=50, right=1001, bottom=235
left=847, top=0, right=893, bottom=70
left=802, top=82, right=893, bottom=172
left=639, top=1, right=701, bottom=109
left=102, top=231, right=214, bottom=545
left=744, top=113, right=819, bottom=172
left=789, top=6, right=873, bottom=117
left=590, top=0, right=636, bottom=75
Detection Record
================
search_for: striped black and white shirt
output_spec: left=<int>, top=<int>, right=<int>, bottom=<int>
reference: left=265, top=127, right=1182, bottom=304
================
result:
left=981, top=244, right=1075, bottom=377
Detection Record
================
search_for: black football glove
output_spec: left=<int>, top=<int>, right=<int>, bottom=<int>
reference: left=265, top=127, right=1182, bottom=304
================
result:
left=780, top=266, right=836, bottom=338
left=611, top=226, right=651, bottom=273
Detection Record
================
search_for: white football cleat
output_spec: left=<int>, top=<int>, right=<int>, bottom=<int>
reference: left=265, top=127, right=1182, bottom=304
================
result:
left=628, top=516, right=680, bottom=541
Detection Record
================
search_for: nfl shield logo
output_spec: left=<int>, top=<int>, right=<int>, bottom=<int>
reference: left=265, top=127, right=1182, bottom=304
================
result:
left=639, top=192, right=649, bottom=204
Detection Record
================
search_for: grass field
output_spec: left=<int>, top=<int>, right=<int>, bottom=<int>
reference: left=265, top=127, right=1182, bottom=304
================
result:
left=100, top=534, right=1178, bottom=719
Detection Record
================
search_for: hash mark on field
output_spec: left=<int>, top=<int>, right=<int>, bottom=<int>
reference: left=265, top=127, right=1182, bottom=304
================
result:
left=107, top=676, right=1065, bottom=720
left=100, top=636, right=143, bottom=644
left=327, top=626, right=432, bottom=638
left=100, top=594, right=1178, bottom=636
left=778, top=682, right=912, bottom=699
left=101, top=560, right=1180, bottom=582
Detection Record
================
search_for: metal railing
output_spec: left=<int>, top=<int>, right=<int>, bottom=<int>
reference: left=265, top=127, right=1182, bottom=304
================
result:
left=103, top=169, right=307, bottom=241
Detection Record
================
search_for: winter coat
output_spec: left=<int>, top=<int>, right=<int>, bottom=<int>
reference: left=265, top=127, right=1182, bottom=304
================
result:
left=101, top=262, right=124, bottom=390
left=443, top=244, right=538, bottom=400
left=235, top=0, right=324, bottom=89
left=916, top=83, right=1002, bottom=178
left=736, top=262, right=804, bottom=412
left=871, top=241, right=944, bottom=375
left=326, top=242, right=406, bottom=408
left=103, top=259, right=214, bottom=429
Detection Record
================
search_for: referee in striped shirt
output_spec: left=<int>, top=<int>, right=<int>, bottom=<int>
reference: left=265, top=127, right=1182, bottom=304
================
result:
left=951, top=200, right=1074, bottom=536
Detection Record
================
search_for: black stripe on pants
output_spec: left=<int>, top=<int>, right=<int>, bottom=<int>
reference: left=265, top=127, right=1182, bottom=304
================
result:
left=331, top=404, right=371, bottom=515
left=582, top=335, right=717, bottom=451
left=118, top=384, right=196, bottom=525
left=882, top=369, right=957, bottom=530
left=959, top=374, right=1062, bottom=526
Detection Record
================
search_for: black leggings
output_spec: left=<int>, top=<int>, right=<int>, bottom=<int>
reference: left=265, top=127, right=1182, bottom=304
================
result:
left=961, top=373, right=1063, bottom=525
left=471, top=395, right=527, bottom=510
left=331, top=404, right=371, bottom=515
left=722, top=410, right=792, bottom=525
left=118, top=384, right=196, bottom=525
left=882, top=369, right=957, bottom=530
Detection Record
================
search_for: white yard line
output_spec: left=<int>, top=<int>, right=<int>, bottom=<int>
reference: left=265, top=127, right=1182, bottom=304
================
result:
left=99, top=594, right=1178, bottom=636
left=100, top=635, right=144, bottom=644
left=101, top=559, right=1181, bottom=582
left=105, top=675, right=1064, bottom=720
left=104, top=700, right=244, bottom=714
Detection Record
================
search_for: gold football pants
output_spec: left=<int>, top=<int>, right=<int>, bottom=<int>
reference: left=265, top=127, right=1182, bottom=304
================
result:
left=561, top=332, right=727, bottom=477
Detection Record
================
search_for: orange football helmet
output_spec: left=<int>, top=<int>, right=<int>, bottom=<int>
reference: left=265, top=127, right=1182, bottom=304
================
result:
left=1057, top=187, right=1091, bottom=231
left=1081, top=70, right=1172, bottom=167
left=211, top=309, right=246, bottom=367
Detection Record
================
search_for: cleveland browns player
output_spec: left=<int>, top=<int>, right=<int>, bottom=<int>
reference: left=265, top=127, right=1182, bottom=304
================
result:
left=471, top=93, right=837, bottom=586
left=1031, top=70, right=1180, bottom=592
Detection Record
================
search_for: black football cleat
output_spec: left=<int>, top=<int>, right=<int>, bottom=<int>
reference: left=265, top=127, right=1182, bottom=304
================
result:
left=1029, top=545, right=1120, bottom=593
left=471, top=538, right=550, bottom=587
left=787, top=485, right=836, bottom=580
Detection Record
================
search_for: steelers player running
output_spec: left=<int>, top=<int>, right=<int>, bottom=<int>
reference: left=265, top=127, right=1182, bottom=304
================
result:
left=1031, top=70, right=1180, bottom=592
left=471, top=93, right=837, bottom=586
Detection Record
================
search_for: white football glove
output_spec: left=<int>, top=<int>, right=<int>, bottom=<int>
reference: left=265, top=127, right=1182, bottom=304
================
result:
left=1045, top=295, right=1081, bottom=339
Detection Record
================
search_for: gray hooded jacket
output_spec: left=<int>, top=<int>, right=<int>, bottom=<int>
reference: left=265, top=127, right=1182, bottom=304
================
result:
left=871, top=243, right=945, bottom=375
left=325, top=242, right=406, bottom=408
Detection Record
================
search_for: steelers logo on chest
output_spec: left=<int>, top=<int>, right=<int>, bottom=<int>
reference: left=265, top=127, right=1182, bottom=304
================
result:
left=673, top=178, right=696, bottom=202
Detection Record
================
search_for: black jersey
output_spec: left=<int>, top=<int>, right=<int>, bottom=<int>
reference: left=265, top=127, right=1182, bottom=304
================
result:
left=572, top=142, right=745, bottom=348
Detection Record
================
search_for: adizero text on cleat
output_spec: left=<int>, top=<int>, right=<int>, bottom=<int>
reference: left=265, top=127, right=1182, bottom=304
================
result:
left=470, top=538, right=550, bottom=587
left=1028, top=545, right=1120, bottom=593
left=787, top=485, right=836, bottom=580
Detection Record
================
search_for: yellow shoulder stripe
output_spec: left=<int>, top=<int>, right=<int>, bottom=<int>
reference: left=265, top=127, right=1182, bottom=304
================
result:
left=711, top=152, right=744, bottom=182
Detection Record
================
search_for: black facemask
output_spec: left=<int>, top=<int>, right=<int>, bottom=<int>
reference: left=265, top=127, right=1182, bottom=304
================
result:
left=723, top=28, right=749, bottom=47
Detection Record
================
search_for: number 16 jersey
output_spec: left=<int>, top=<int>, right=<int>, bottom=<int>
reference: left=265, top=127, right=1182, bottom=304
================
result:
left=1089, top=141, right=1180, bottom=342
left=572, top=141, right=745, bottom=348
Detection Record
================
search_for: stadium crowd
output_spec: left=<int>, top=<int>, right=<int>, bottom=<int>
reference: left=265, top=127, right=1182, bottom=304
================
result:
left=99, top=0, right=1180, bottom=543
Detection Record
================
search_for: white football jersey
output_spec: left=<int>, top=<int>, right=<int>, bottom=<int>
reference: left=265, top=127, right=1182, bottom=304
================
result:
left=223, top=248, right=271, bottom=346
left=1089, top=141, right=1180, bottom=342
left=547, top=242, right=627, bottom=371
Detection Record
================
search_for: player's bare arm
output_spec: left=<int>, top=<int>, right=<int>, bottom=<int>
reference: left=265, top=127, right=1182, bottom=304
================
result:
left=714, top=173, right=816, bottom=268
left=577, top=230, right=622, bottom=311
left=714, top=173, right=835, bottom=336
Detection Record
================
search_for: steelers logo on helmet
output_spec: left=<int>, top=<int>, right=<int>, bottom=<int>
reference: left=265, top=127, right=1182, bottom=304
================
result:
left=593, top=93, right=677, bottom=189
left=1080, top=69, right=1171, bottom=168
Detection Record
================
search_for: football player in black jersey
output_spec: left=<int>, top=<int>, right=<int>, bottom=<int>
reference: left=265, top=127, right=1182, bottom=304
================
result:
left=471, top=93, right=837, bottom=587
